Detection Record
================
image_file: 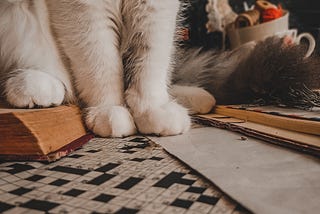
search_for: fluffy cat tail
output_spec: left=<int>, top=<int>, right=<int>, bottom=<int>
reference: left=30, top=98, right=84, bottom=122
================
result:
left=174, top=37, right=320, bottom=108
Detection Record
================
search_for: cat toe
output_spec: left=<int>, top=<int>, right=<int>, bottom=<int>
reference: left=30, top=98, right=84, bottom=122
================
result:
left=134, top=102, right=191, bottom=136
left=85, top=105, right=137, bottom=137
left=5, top=69, right=65, bottom=108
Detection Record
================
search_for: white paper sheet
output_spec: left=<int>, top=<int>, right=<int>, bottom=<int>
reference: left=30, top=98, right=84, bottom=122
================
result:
left=150, top=127, right=320, bottom=214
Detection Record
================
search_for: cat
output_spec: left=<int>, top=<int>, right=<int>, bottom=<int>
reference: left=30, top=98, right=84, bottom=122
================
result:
left=0, top=0, right=215, bottom=138
left=1, top=0, right=319, bottom=139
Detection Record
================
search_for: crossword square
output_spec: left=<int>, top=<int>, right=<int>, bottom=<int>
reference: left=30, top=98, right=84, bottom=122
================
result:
left=186, top=186, right=206, bottom=194
left=149, top=156, right=164, bottom=161
left=121, top=145, right=145, bottom=151
left=154, top=172, right=195, bottom=188
left=93, top=194, right=115, bottom=203
left=95, top=163, right=120, bottom=173
left=26, top=175, right=45, bottom=182
left=49, top=179, right=70, bottom=186
left=88, top=174, right=116, bottom=185
left=129, top=137, right=148, bottom=142
left=234, top=204, right=249, bottom=213
left=197, top=195, right=219, bottom=205
left=171, top=198, right=194, bottom=209
left=7, top=164, right=35, bottom=174
left=120, top=150, right=136, bottom=154
left=0, top=201, right=14, bottom=212
left=188, top=170, right=199, bottom=175
left=63, top=189, right=85, bottom=197
left=9, top=187, right=33, bottom=196
left=189, top=202, right=213, bottom=213
left=115, top=207, right=139, bottom=214
left=85, top=149, right=101, bottom=153
left=21, top=199, right=59, bottom=211
left=130, top=158, right=146, bottom=162
left=115, top=177, right=143, bottom=190
left=50, top=166, right=90, bottom=175
left=68, top=154, right=84, bottom=158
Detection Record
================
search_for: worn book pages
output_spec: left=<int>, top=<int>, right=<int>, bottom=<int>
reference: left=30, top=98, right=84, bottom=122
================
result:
left=224, top=105, right=320, bottom=121
left=214, top=105, right=320, bottom=135
left=194, top=113, right=320, bottom=156
left=0, top=102, right=88, bottom=158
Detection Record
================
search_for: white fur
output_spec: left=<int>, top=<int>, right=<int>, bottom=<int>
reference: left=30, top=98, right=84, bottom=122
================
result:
left=123, top=0, right=191, bottom=136
left=134, top=101, right=191, bottom=136
left=170, top=85, right=216, bottom=114
left=85, top=105, right=136, bottom=138
left=5, top=69, right=65, bottom=108
left=47, top=0, right=124, bottom=107
left=46, top=0, right=136, bottom=137
left=0, top=0, right=212, bottom=137
left=0, top=0, right=74, bottom=103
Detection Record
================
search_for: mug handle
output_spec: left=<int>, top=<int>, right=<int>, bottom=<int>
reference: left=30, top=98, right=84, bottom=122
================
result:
left=296, top=33, right=316, bottom=58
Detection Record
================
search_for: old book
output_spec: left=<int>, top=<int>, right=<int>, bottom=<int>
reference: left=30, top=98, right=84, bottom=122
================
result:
left=214, top=105, right=320, bottom=135
left=0, top=101, right=93, bottom=161
left=194, top=105, right=320, bottom=156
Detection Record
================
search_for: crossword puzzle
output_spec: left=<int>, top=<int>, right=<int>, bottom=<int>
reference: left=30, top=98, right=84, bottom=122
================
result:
left=0, top=137, right=249, bottom=213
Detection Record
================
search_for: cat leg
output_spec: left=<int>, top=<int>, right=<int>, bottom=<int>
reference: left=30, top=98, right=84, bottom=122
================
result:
left=0, top=0, right=73, bottom=107
left=47, top=1, right=136, bottom=137
left=170, top=85, right=216, bottom=114
left=123, top=1, right=191, bottom=136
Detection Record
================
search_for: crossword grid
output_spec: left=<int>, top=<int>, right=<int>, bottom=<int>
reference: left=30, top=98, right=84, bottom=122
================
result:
left=0, top=137, right=249, bottom=214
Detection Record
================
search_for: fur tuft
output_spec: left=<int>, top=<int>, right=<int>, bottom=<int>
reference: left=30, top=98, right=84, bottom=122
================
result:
left=174, top=36, right=320, bottom=107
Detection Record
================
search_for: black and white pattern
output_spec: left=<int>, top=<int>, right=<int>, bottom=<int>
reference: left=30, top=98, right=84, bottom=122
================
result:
left=0, top=137, right=249, bottom=213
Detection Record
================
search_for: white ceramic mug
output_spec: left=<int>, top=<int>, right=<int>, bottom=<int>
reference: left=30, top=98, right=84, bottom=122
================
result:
left=276, top=29, right=316, bottom=58
left=227, top=11, right=289, bottom=49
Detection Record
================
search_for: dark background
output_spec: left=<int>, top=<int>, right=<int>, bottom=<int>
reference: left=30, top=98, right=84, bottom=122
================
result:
left=185, top=0, right=320, bottom=54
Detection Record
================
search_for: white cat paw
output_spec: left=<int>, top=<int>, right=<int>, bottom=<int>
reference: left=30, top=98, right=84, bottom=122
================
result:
left=134, top=102, right=191, bottom=136
left=85, top=105, right=137, bottom=137
left=5, top=69, right=65, bottom=108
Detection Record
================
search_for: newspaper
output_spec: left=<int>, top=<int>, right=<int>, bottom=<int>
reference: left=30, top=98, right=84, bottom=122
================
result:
left=150, top=127, right=320, bottom=214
